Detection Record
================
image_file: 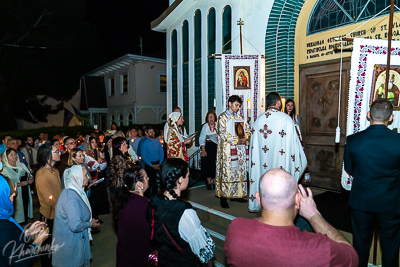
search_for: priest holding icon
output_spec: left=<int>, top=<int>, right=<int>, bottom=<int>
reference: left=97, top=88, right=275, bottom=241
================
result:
left=215, top=95, right=251, bottom=209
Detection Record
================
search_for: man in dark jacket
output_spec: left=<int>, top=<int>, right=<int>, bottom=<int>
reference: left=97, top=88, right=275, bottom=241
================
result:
left=344, top=99, right=400, bottom=266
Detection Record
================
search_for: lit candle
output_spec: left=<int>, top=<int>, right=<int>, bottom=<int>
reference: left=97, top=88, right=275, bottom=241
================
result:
left=45, top=195, right=53, bottom=224
left=281, top=97, right=286, bottom=112
left=247, top=98, right=251, bottom=118
left=131, top=139, right=134, bottom=143
left=261, top=98, right=264, bottom=107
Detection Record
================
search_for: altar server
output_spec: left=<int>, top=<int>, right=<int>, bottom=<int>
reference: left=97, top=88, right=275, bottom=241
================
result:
left=216, top=95, right=251, bottom=209
left=248, top=92, right=307, bottom=212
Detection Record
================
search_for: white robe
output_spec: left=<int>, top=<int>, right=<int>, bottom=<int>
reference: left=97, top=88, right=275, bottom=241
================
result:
left=248, top=108, right=307, bottom=212
left=2, top=164, right=33, bottom=223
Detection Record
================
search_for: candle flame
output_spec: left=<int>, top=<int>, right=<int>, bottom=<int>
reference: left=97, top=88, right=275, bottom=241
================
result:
left=49, top=195, right=53, bottom=200
left=131, top=139, right=134, bottom=142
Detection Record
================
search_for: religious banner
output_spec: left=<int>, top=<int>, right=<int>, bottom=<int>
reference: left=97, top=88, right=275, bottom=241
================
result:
left=342, top=38, right=400, bottom=190
left=222, top=55, right=265, bottom=123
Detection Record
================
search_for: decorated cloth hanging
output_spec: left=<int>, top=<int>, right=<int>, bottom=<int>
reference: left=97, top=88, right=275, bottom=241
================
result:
left=342, top=38, right=400, bottom=190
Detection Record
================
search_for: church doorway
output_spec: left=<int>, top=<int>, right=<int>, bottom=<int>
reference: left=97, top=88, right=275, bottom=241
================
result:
left=299, top=59, right=350, bottom=191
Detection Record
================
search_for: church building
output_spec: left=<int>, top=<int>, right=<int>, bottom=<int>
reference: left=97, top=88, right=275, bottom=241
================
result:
left=152, top=0, right=399, bottom=191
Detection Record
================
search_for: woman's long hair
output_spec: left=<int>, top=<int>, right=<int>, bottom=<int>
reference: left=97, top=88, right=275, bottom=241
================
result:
left=112, top=167, right=144, bottom=224
left=67, top=148, right=84, bottom=166
left=112, top=137, right=127, bottom=157
left=156, top=158, right=188, bottom=199
left=284, top=99, right=296, bottom=121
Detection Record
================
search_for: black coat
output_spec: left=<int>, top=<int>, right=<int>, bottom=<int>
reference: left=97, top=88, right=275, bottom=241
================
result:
left=344, top=125, right=400, bottom=214
left=0, top=219, right=38, bottom=267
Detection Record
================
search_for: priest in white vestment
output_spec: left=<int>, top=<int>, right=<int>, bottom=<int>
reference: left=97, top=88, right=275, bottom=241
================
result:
left=248, top=92, right=307, bottom=212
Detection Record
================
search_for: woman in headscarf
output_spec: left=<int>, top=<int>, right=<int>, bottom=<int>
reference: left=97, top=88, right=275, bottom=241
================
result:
left=167, top=112, right=191, bottom=162
left=52, top=165, right=100, bottom=267
left=2, top=148, right=33, bottom=223
left=0, top=175, right=49, bottom=266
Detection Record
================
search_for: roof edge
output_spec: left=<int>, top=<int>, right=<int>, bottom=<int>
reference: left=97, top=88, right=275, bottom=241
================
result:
left=151, top=0, right=183, bottom=32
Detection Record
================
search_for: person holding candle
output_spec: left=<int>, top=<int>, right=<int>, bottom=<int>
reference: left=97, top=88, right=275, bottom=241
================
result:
left=36, top=143, right=62, bottom=267
left=166, top=112, right=191, bottom=162
left=52, top=165, right=100, bottom=267
left=0, top=176, right=50, bottom=267
left=2, top=148, right=33, bottom=224
left=85, top=136, right=109, bottom=223
left=199, top=110, right=218, bottom=190
left=109, top=137, right=135, bottom=202
left=127, top=127, right=141, bottom=154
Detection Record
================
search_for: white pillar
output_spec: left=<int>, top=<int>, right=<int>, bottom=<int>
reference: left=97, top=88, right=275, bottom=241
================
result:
left=166, top=30, right=172, bottom=116
left=188, top=15, right=195, bottom=135
left=215, top=5, right=223, bottom=115
left=201, top=8, right=208, bottom=120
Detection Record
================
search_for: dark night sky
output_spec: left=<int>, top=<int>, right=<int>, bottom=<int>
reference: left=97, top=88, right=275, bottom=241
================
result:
left=85, top=0, right=169, bottom=64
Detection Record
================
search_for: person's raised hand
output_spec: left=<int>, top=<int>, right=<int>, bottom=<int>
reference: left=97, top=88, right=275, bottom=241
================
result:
left=298, top=184, right=319, bottom=220
left=91, top=218, right=100, bottom=229
left=33, top=227, right=50, bottom=246
left=25, top=221, right=45, bottom=237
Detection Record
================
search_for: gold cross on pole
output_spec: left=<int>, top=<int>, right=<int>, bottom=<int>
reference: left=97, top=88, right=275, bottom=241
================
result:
left=237, top=18, right=244, bottom=54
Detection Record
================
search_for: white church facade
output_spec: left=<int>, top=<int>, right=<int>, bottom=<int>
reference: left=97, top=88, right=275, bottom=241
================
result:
left=152, top=0, right=400, bottom=192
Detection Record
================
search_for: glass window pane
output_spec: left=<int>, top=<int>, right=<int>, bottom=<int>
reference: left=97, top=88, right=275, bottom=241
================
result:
left=222, top=6, right=232, bottom=53
left=208, top=8, right=216, bottom=56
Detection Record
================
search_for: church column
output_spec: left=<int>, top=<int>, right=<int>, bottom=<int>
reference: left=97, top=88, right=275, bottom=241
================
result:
left=231, top=5, right=240, bottom=54
left=177, top=24, right=183, bottom=111
left=215, top=6, right=223, bottom=115
left=188, top=15, right=195, bottom=136
left=201, top=8, right=208, bottom=120
left=166, top=29, right=172, bottom=115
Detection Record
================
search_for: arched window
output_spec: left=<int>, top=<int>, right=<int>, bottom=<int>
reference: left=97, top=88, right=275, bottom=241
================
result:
left=127, top=113, right=133, bottom=125
left=194, top=10, right=201, bottom=59
left=222, top=6, right=232, bottom=53
left=118, top=114, right=123, bottom=126
left=308, top=0, right=399, bottom=35
left=182, top=20, right=189, bottom=63
left=182, top=20, right=189, bottom=130
left=208, top=8, right=216, bottom=56
left=171, top=30, right=177, bottom=66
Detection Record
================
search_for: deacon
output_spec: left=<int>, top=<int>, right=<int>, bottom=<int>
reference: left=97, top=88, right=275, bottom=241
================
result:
left=248, top=92, right=307, bottom=212
left=216, top=95, right=251, bottom=209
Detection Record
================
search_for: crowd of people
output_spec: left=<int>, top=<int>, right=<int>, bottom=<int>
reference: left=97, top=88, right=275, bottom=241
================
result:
left=2, top=93, right=400, bottom=266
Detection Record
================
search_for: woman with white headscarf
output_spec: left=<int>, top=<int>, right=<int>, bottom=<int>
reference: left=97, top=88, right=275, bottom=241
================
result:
left=167, top=112, right=191, bottom=162
left=52, top=165, right=100, bottom=267
left=2, top=148, right=33, bottom=223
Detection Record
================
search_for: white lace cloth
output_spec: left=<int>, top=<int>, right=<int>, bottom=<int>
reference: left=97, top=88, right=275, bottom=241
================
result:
left=178, top=209, right=215, bottom=263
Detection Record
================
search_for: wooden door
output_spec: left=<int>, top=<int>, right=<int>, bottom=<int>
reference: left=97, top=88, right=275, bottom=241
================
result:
left=299, top=60, right=350, bottom=192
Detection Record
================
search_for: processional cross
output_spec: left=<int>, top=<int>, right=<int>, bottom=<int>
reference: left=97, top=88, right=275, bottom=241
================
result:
left=237, top=18, right=244, bottom=54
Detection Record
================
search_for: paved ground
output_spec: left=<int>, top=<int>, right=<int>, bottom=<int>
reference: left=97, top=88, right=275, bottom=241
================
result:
left=27, top=185, right=386, bottom=267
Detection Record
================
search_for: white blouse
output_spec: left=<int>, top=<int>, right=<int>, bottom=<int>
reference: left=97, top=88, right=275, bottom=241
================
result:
left=178, top=209, right=215, bottom=263
left=199, top=123, right=217, bottom=147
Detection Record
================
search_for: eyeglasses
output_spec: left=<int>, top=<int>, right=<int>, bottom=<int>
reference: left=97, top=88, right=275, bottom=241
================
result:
left=52, top=150, right=60, bottom=154
left=67, top=142, right=76, bottom=145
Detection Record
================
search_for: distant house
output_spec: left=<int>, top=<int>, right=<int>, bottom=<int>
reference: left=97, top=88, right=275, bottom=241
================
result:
left=80, top=54, right=167, bottom=130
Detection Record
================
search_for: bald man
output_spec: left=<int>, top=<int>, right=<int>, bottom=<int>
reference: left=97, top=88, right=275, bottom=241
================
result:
left=225, top=169, right=358, bottom=266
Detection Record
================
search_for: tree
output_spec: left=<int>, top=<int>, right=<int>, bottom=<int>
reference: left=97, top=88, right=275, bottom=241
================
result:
left=0, top=0, right=99, bottom=130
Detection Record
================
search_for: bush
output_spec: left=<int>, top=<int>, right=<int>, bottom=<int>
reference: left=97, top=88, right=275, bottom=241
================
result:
left=0, top=123, right=165, bottom=141
left=0, top=126, right=94, bottom=141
